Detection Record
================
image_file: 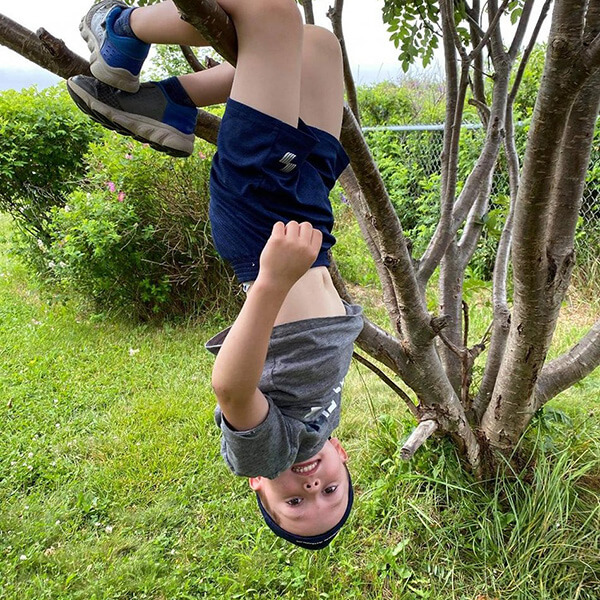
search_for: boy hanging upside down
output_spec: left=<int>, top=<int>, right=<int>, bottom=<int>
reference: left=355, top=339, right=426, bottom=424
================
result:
left=68, top=0, right=363, bottom=549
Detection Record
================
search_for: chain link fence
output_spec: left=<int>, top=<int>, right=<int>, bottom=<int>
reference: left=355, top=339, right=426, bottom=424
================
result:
left=363, top=123, right=600, bottom=276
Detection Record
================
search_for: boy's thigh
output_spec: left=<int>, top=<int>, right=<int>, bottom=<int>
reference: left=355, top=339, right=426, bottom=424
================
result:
left=219, top=0, right=304, bottom=127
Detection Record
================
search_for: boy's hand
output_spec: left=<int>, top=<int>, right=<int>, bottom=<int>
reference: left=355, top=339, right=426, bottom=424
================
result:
left=258, top=221, right=323, bottom=291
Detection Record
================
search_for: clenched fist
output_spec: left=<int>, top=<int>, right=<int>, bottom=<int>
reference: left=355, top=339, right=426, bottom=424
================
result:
left=258, top=221, right=323, bottom=291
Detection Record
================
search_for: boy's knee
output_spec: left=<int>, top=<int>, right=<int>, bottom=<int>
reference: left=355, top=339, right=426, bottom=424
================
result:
left=303, top=25, right=342, bottom=63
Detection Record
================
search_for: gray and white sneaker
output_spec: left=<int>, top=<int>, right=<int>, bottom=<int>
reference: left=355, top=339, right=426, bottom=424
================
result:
left=80, top=0, right=150, bottom=93
left=67, top=75, right=198, bottom=157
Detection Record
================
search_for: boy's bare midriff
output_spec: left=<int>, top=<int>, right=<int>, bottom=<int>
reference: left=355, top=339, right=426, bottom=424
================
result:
left=246, top=266, right=345, bottom=325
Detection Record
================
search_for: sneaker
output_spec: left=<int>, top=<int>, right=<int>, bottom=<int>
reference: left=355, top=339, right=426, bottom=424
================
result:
left=80, top=0, right=150, bottom=93
left=67, top=75, right=198, bottom=157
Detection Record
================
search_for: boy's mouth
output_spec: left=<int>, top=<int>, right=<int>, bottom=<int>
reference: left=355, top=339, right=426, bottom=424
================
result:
left=291, top=459, right=320, bottom=475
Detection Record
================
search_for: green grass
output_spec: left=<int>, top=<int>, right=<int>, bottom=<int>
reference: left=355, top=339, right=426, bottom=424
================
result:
left=1, top=213, right=599, bottom=600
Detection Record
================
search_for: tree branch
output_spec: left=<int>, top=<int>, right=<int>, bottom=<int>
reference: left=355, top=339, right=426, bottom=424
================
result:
left=507, top=0, right=538, bottom=60
left=400, top=420, right=438, bottom=460
left=508, top=0, right=553, bottom=101
left=338, top=168, right=401, bottom=330
left=352, top=352, right=420, bottom=418
left=535, top=320, right=600, bottom=408
left=301, top=0, right=315, bottom=25
left=0, top=14, right=90, bottom=79
left=171, top=0, right=237, bottom=65
left=179, top=45, right=204, bottom=71
left=327, top=0, right=360, bottom=124
left=469, top=0, right=510, bottom=61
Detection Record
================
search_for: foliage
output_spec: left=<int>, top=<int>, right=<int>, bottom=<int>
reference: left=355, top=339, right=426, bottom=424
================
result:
left=31, top=135, right=237, bottom=320
left=382, top=0, right=527, bottom=71
left=0, top=85, right=100, bottom=243
left=356, top=80, right=446, bottom=126
left=382, top=0, right=441, bottom=72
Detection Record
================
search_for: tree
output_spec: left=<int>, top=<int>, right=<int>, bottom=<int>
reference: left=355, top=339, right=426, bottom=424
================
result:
left=1, top=0, right=599, bottom=475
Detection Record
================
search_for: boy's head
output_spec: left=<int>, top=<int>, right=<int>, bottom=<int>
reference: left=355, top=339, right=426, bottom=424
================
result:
left=249, top=438, right=352, bottom=549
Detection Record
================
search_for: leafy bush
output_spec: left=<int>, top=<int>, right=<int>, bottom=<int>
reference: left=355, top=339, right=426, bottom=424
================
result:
left=357, top=80, right=447, bottom=126
left=0, top=85, right=100, bottom=243
left=38, top=135, right=238, bottom=320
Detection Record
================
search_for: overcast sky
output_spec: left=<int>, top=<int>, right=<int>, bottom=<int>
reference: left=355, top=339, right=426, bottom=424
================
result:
left=0, top=0, right=426, bottom=91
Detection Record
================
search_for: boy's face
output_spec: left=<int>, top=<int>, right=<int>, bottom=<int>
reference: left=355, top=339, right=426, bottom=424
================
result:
left=249, top=438, right=349, bottom=537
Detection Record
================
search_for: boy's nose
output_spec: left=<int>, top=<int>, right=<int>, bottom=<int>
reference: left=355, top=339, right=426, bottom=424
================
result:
left=303, top=479, right=320, bottom=491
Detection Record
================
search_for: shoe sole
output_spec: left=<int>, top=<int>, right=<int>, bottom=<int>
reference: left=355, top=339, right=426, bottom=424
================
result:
left=67, top=78, right=194, bottom=158
left=80, top=3, right=140, bottom=94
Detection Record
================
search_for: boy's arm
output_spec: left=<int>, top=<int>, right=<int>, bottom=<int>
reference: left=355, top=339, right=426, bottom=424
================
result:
left=211, top=221, right=322, bottom=431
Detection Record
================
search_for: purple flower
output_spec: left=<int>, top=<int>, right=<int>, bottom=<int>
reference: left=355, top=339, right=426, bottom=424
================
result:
left=340, top=192, right=349, bottom=205
left=117, top=191, right=126, bottom=202
left=106, top=181, right=116, bottom=193
left=125, top=153, right=133, bottom=160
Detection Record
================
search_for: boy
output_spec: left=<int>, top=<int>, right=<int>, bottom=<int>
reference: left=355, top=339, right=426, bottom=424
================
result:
left=67, top=0, right=363, bottom=549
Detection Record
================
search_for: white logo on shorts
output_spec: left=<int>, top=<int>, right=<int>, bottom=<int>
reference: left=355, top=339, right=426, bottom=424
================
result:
left=279, top=152, right=297, bottom=173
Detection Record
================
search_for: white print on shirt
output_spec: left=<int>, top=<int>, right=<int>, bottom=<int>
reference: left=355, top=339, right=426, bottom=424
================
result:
left=303, top=379, right=344, bottom=420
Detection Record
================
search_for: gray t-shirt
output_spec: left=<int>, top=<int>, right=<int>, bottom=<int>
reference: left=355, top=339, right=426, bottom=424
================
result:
left=205, top=303, right=363, bottom=479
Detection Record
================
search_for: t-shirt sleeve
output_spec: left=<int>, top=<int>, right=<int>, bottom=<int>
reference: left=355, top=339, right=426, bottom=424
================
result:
left=214, top=394, right=298, bottom=479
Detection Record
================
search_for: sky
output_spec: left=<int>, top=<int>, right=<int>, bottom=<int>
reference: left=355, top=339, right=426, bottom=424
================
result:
left=0, top=0, right=426, bottom=91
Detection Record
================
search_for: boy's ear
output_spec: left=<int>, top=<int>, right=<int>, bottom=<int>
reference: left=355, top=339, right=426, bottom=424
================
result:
left=329, top=437, right=348, bottom=463
left=248, top=476, right=263, bottom=491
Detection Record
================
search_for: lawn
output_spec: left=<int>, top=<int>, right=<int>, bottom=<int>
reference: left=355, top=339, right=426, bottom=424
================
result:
left=0, top=213, right=598, bottom=600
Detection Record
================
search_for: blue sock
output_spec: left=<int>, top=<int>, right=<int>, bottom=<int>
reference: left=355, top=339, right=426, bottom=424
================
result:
left=113, top=7, right=139, bottom=39
left=160, top=77, right=197, bottom=108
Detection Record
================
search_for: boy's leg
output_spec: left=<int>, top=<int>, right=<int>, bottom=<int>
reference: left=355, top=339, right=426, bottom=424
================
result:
left=68, top=0, right=306, bottom=156
left=299, top=26, right=345, bottom=139
left=218, top=0, right=304, bottom=127
left=129, top=0, right=209, bottom=46
left=82, top=0, right=211, bottom=93
left=66, top=62, right=234, bottom=157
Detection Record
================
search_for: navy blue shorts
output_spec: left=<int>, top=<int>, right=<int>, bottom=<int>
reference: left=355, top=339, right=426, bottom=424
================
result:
left=209, top=98, right=349, bottom=282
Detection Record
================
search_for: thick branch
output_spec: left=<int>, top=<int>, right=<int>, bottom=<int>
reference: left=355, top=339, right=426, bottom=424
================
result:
left=171, top=0, right=237, bottom=65
left=535, top=320, right=600, bottom=408
left=0, top=15, right=90, bottom=79
left=547, top=71, right=600, bottom=259
left=341, top=108, right=432, bottom=345
left=480, top=0, right=595, bottom=448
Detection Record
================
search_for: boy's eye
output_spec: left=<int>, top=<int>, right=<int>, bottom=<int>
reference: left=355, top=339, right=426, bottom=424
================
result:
left=324, top=485, right=338, bottom=495
left=286, top=498, right=302, bottom=506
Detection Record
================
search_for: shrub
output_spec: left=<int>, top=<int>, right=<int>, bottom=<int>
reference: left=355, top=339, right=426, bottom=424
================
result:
left=40, top=135, right=238, bottom=320
left=0, top=84, right=100, bottom=243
